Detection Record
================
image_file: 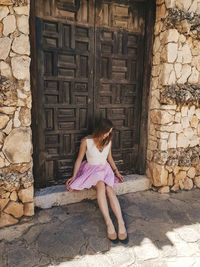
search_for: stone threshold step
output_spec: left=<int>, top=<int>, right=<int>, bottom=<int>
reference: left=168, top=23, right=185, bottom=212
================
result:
left=34, top=174, right=151, bottom=209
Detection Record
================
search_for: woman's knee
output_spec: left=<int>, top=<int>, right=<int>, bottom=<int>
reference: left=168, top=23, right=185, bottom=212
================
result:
left=96, top=181, right=106, bottom=191
left=105, top=185, right=114, bottom=196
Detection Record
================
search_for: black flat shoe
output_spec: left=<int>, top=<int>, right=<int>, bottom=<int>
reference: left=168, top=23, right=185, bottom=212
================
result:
left=119, top=234, right=129, bottom=244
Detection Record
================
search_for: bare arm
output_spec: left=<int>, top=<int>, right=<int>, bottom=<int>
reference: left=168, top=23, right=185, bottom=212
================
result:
left=66, top=138, right=87, bottom=188
left=107, top=142, right=124, bottom=182
left=71, top=138, right=87, bottom=178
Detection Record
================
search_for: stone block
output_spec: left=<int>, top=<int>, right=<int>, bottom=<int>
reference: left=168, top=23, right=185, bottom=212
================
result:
left=13, top=109, right=20, bottom=127
left=165, top=0, right=176, bottom=8
left=196, top=109, right=200, bottom=120
left=169, top=123, right=182, bottom=133
left=188, top=106, right=195, bottom=118
left=150, top=96, right=160, bottom=109
left=148, top=140, right=157, bottom=150
left=153, top=36, right=161, bottom=55
left=159, top=131, right=169, bottom=139
left=0, top=213, right=18, bottom=228
left=190, top=135, right=199, bottom=147
left=4, top=201, right=23, bottom=218
left=188, top=0, right=197, bottom=13
left=181, top=106, right=188, bottom=117
left=156, top=3, right=166, bottom=21
left=179, top=179, right=184, bottom=190
left=161, top=43, right=178, bottom=63
left=0, top=61, right=12, bottom=78
left=1, top=191, right=10, bottom=199
left=174, top=170, right=187, bottom=182
left=182, top=43, right=192, bottom=64
left=168, top=173, right=173, bottom=186
left=18, top=185, right=33, bottom=203
left=187, top=167, right=196, bottom=179
left=0, top=107, right=15, bottom=115
left=183, top=178, right=193, bottom=190
left=174, top=63, right=182, bottom=79
left=177, top=133, right=189, bottom=148
left=171, top=183, right=179, bottom=191
left=197, top=123, right=200, bottom=137
left=16, top=15, right=29, bottom=34
left=19, top=107, right=31, bottom=126
left=183, top=128, right=194, bottom=139
left=151, top=65, right=160, bottom=77
left=3, top=15, right=16, bottom=36
left=10, top=191, right=18, bottom=201
left=11, top=56, right=30, bottom=80
left=12, top=34, right=30, bottom=55
left=161, top=63, right=175, bottom=85
left=0, top=0, right=15, bottom=5
left=153, top=51, right=161, bottom=65
left=2, top=127, right=32, bottom=163
left=179, top=34, right=186, bottom=43
left=3, top=119, right=12, bottom=135
left=154, top=21, right=163, bottom=36
left=181, top=117, right=190, bottom=129
left=158, top=186, right=170, bottom=194
left=194, top=176, right=200, bottom=188
left=188, top=67, right=199, bottom=84
left=0, top=115, right=9, bottom=129
left=168, top=133, right=176, bottom=148
left=148, top=162, right=168, bottom=186
left=164, top=29, right=179, bottom=43
left=14, top=5, right=29, bottom=15
left=0, top=198, right=9, bottom=211
left=181, top=19, right=191, bottom=34
left=0, top=132, right=5, bottom=146
left=0, top=6, right=9, bottom=20
left=178, top=64, right=192, bottom=84
left=190, top=116, right=198, bottom=128
left=150, top=110, right=174, bottom=125
left=159, top=139, right=167, bottom=150
left=0, top=37, right=12, bottom=60
left=24, top=202, right=34, bottom=216
left=175, top=112, right=181, bottom=123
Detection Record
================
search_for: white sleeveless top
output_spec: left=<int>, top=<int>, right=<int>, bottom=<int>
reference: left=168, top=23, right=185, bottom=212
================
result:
left=86, top=139, right=111, bottom=165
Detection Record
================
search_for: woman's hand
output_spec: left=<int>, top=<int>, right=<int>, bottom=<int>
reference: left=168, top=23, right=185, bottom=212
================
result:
left=66, top=177, right=76, bottom=190
left=115, top=170, right=124, bottom=183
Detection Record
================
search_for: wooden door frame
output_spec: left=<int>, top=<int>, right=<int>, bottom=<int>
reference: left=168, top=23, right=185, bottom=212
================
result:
left=30, top=0, right=156, bottom=188
left=137, top=0, right=156, bottom=174
left=30, top=0, right=41, bottom=187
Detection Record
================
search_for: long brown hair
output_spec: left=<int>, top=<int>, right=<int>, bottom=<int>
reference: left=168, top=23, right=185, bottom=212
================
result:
left=92, top=118, right=113, bottom=150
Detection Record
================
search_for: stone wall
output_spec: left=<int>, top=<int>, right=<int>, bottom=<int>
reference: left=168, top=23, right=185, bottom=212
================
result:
left=147, top=0, right=200, bottom=193
left=0, top=0, right=34, bottom=227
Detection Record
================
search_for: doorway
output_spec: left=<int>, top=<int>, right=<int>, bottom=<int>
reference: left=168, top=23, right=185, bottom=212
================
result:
left=31, top=0, right=155, bottom=188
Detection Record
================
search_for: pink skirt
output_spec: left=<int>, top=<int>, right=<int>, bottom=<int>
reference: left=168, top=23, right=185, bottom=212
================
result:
left=66, top=160, right=119, bottom=190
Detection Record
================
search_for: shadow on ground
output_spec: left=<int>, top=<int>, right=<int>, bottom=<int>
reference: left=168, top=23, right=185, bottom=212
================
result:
left=1, top=189, right=200, bottom=266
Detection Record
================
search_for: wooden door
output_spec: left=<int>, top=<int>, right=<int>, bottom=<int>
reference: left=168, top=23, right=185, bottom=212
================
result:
left=95, top=1, right=145, bottom=174
left=32, top=0, right=149, bottom=188
left=34, top=0, right=95, bottom=187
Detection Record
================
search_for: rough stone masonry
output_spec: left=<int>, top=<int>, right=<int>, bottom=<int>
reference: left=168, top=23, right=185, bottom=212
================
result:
left=0, top=0, right=34, bottom=228
left=147, top=0, right=200, bottom=193
left=0, top=0, right=200, bottom=228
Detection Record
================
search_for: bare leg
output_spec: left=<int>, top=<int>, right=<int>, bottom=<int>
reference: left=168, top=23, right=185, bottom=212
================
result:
left=106, top=185, right=126, bottom=235
left=96, top=181, right=116, bottom=236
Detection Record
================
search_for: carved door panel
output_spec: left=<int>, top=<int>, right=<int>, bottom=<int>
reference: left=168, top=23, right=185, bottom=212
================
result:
left=34, top=0, right=146, bottom=187
left=35, top=0, right=95, bottom=187
left=95, top=1, right=145, bottom=173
